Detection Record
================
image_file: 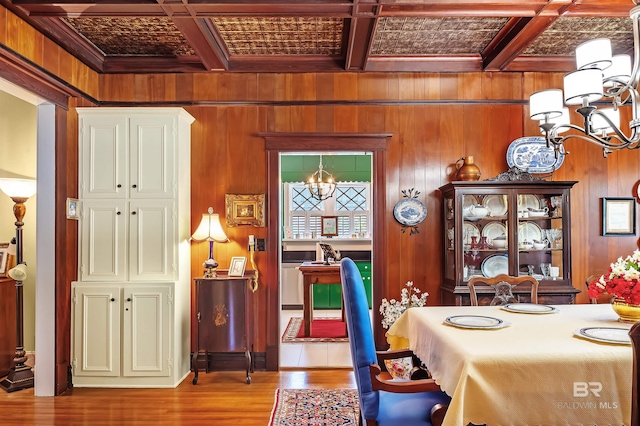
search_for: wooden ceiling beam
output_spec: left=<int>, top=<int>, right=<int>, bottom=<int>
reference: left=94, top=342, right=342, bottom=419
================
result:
left=365, top=55, right=482, bottom=73
left=226, top=55, right=345, bottom=73
left=171, top=17, right=228, bottom=71
left=102, top=56, right=207, bottom=73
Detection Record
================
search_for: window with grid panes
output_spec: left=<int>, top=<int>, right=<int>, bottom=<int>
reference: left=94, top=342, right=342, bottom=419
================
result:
left=285, top=183, right=371, bottom=238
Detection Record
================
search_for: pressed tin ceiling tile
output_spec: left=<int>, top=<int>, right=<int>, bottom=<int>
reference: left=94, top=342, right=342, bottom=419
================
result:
left=371, top=17, right=509, bottom=56
left=523, top=17, right=633, bottom=56
left=62, top=17, right=195, bottom=56
left=212, top=17, right=343, bottom=56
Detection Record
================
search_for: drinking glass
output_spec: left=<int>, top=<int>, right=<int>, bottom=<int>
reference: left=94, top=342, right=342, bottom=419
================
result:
left=549, top=266, right=560, bottom=280
left=540, top=263, right=551, bottom=279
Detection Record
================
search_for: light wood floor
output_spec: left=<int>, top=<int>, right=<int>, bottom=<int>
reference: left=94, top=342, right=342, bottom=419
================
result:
left=0, top=369, right=356, bottom=425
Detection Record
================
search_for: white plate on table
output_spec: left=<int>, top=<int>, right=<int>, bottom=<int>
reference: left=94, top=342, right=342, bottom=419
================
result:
left=445, top=315, right=509, bottom=329
left=574, top=327, right=631, bottom=345
left=501, top=303, right=558, bottom=314
left=481, top=254, right=508, bottom=277
left=482, top=194, right=508, bottom=217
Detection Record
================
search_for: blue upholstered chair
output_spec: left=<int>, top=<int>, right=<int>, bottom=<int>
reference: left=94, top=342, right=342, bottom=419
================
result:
left=340, top=258, right=451, bottom=426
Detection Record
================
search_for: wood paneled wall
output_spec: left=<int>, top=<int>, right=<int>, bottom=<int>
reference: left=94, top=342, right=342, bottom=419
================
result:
left=95, top=71, right=640, bottom=355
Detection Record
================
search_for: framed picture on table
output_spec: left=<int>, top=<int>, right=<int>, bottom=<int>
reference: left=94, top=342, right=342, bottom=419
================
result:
left=229, top=256, right=247, bottom=277
left=602, top=197, right=636, bottom=236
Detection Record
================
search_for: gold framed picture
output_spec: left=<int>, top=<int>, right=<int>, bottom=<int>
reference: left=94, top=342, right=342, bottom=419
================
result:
left=225, top=194, right=266, bottom=227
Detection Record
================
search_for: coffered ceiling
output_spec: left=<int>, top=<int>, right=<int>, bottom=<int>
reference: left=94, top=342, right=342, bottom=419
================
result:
left=1, top=0, right=637, bottom=74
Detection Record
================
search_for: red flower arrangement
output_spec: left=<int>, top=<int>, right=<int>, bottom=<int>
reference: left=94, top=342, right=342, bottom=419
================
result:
left=588, top=249, right=640, bottom=306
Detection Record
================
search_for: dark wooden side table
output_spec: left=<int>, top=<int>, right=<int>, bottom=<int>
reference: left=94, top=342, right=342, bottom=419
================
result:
left=192, top=274, right=254, bottom=384
left=0, top=277, right=17, bottom=378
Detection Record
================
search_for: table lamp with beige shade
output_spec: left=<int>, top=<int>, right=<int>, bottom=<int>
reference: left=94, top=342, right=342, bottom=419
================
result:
left=191, top=207, right=229, bottom=278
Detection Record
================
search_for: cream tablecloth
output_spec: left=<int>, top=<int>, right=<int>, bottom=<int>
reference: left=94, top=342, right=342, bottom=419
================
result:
left=386, top=304, right=632, bottom=426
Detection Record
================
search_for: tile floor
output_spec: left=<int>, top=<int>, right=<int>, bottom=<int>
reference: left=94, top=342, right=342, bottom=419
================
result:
left=279, top=309, right=355, bottom=368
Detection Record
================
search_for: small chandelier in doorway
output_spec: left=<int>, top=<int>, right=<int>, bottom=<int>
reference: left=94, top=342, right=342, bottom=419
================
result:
left=306, top=155, right=337, bottom=201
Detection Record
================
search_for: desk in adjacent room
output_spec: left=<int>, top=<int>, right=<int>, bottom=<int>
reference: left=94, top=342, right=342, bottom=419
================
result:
left=386, top=304, right=632, bottom=426
left=298, top=261, right=344, bottom=337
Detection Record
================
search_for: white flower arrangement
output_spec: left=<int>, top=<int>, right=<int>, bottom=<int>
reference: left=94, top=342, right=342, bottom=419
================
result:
left=379, top=281, right=429, bottom=329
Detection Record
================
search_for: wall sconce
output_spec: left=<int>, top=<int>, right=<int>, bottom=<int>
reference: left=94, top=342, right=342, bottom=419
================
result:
left=191, top=207, right=229, bottom=278
left=0, top=177, right=36, bottom=393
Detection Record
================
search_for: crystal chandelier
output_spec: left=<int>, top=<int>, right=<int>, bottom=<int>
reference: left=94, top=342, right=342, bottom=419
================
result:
left=306, top=155, right=337, bottom=201
left=529, top=3, right=640, bottom=157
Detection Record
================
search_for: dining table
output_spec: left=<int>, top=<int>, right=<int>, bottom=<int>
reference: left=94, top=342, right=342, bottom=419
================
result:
left=386, top=303, right=633, bottom=426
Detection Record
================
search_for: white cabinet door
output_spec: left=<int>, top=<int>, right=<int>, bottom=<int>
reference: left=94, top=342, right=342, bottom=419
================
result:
left=80, top=113, right=175, bottom=200
left=122, top=285, right=172, bottom=377
left=128, top=200, right=176, bottom=281
left=72, top=285, right=121, bottom=377
left=80, top=200, right=127, bottom=282
left=80, top=115, right=127, bottom=199
left=129, top=115, right=175, bottom=199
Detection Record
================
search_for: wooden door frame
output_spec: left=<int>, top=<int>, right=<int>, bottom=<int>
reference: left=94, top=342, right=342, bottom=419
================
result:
left=261, top=132, right=391, bottom=370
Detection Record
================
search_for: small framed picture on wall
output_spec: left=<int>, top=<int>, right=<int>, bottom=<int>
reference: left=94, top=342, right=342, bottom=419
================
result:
left=602, top=197, right=636, bottom=236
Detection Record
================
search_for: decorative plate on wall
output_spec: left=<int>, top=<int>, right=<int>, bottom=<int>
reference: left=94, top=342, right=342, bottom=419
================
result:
left=393, top=198, right=427, bottom=227
left=506, top=136, right=566, bottom=174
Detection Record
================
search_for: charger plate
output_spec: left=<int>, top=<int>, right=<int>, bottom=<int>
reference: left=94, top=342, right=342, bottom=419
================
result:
left=501, top=303, right=558, bottom=314
left=445, top=315, right=509, bottom=329
left=574, top=327, right=631, bottom=345
left=481, top=254, right=508, bottom=277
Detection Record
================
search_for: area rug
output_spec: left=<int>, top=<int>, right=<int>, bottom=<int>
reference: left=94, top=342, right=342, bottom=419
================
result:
left=282, top=317, right=348, bottom=343
left=269, top=388, right=359, bottom=426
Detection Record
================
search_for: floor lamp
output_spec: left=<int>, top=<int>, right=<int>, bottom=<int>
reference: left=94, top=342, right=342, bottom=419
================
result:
left=0, top=177, right=36, bottom=393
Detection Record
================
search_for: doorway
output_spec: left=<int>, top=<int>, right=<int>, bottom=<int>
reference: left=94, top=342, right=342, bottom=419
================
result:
left=262, top=132, right=391, bottom=371
left=278, top=152, right=373, bottom=368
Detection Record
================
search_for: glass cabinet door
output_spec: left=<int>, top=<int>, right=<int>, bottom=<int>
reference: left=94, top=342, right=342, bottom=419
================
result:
left=516, top=192, right=565, bottom=282
left=460, top=191, right=509, bottom=282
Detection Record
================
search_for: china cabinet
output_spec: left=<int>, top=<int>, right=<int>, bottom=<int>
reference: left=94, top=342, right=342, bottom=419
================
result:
left=438, top=180, right=579, bottom=306
left=72, top=108, right=194, bottom=387
left=0, top=278, right=16, bottom=377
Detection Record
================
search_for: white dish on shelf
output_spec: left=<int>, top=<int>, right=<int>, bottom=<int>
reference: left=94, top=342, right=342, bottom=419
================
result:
left=482, top=222, right=507, bottom=248
left=519, top=194, right=541, bottom=211
left=482, top=194, right=508, bottom=217
left=463, top=222, right=481, bottom=246
left=463, top=195, right=478, bottom=211
left=574, top=327, right=631, bottom=345
left=518, top=222, right=542, bottom=245
left=444, top=315, right=509, bottom=329
left=501, top=303, right=558, bottom=314
left=481, top=254, right=508, bottom=278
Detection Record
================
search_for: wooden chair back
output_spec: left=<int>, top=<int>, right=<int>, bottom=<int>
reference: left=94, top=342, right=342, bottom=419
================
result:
left=468, top=274, right=538, bottom=306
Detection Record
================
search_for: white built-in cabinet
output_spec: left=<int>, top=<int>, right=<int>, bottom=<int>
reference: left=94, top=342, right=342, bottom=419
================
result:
left=72, top=108, right=194, bottom=388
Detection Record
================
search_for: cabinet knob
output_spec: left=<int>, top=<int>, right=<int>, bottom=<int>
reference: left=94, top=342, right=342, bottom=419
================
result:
left=127, top=298, right=131, bottom=302
left=132, top=184, right=137, bottom=188
left=117, top=184, right=122, bottom=188
left=131, top=211, right=137, bottom=215
left=116, top=211, right=121, bottom=215
left=110, top=298, right=115, bottom=302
